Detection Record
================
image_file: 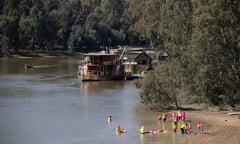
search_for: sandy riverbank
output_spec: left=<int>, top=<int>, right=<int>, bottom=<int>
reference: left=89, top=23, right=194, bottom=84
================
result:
left=185, top=111, right=240, bottom=144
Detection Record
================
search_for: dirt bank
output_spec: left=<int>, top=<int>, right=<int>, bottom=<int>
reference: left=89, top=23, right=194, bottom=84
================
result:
left=186, top=111, right=240, bottom=144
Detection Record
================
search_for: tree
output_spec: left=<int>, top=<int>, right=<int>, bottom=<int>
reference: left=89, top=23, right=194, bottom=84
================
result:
left=139, top=0, right=193, bottom=109
left=97, top=0, right=126, bottom=47
left=0, top=0, right=148, bottom=54
left=140, top=63, right=185, bottom=110
left=1, top=0, right=22, bottom=52
left=128, top=0, right=149, bottom=46
left=191, top=0, right=240, bottom=105
left=0, top=15, right=11, bottom=56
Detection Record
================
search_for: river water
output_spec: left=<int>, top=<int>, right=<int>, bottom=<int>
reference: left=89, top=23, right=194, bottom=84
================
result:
left=0, top=56, right=188, bottom=144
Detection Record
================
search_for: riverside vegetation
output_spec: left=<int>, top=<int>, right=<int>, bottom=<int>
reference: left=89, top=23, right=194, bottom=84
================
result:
left=1, top=0, right=240, bottom=110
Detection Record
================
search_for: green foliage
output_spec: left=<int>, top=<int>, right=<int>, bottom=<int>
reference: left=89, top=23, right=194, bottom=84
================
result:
left=191, top=0, right=240, bottom=106
left=18, top=17, right=35, bottom=49
left=140, top=67, right=172, bottom=110
left=141, top=58, right=194, bottom=110
left=0, top=0, right=131, bottom=52
left=139, top=0, right=193, bottom=110
left=0, top=15, right=14, bottom=56
left=139, top=0, right=240, bottom=109
left=0, top=35, right=9, bottom=57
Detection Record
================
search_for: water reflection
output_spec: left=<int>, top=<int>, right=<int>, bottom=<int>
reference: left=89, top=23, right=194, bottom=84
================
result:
left=79, top=81, right=125, bottom=93
left=172, top=132, right=176, bottom=144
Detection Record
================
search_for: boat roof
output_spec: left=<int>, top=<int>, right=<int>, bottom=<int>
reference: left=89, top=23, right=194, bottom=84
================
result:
left=83, top=51, right=118, bottom=56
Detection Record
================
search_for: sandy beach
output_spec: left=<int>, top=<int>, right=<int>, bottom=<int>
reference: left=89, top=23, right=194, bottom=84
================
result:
left=186, top=111, right=240, bottom=144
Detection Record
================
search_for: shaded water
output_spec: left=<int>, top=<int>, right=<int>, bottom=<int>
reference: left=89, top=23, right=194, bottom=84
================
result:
left=0, top=56, right=189, bottom=144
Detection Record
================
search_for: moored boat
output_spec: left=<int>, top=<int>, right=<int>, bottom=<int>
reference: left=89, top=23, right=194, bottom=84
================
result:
left=78, top=50, right=125, bottom=81
left=78, top=47, right=153, bottom=81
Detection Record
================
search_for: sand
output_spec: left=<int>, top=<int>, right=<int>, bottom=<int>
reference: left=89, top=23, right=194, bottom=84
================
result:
left=185, top=111, right=240, bottom=144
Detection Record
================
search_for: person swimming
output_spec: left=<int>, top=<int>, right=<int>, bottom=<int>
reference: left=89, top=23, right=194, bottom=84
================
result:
left=116, top=125, right=126, bottom=134
left=139, top=126, right=145, bottom=134
left=116, top=125, right=121, bottom=133
left=107, top=115, right=112, bottom=123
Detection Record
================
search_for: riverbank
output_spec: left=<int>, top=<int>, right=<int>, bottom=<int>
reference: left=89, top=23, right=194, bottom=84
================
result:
left=0, top=50, right=82, bottom=59
left=186, top=111, right=240, bottom=144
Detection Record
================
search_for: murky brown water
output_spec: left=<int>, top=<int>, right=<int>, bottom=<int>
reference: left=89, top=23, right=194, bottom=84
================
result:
left=0, top=56, right=189, bottom=144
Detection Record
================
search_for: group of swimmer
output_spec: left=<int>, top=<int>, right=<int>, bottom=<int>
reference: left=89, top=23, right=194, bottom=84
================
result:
left=164, top=109, right=204, bottom=135
left=107, top=115, right=126, bottom=134
left=108, top=109, right=204, bottom=135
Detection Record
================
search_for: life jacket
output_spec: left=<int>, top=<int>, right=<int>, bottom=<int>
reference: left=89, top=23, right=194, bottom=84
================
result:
left=173, top=122, right=177, bottom=129
left=178, top=111, right=182, bottom=117
left=165, top=112, right=169, bottom=118
left=182, top=112, right=185, bottom=118
left=189, top=123, right=193, bottom=129
left=174, top=115, right=178, bottom=121
left=187, top=128, right=191, bottom=134
left=140, top=126, right=145, bottom=134
left=173, top=112, right=176, bottom=118
left=107, top=117, right=112, bottom=123
left=197, top=123, right=201, bottom=128
left=116, top=126, right=121, bottom=133
left=162, top=113, right=166, bottom=119
left=181, top=124, right=187, bottom=129
left=148, top=130, right=153, bottom=133
left=116, top=128, right=120, bottom=133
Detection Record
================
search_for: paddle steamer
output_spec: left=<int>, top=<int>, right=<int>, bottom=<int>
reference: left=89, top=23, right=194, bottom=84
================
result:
left=78, top=47, right=151, bottom=81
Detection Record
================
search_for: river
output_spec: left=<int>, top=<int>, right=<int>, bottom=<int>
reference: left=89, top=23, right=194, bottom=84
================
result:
left=0, top=56, right=188, bottom=144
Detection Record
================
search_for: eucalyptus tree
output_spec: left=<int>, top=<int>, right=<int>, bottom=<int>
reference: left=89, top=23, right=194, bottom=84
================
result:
left=96, top=0, right=126, bottom=47
left=0, top=0, right=3, bottom=14
left=128, top=0, right=149, bottom=46
left=191, top=0, right=240, bottom=105
left=0, top=15, right=12, bottom=56
left=18, top=0, right=34, bottom=50
left=32, top=0, right=60, bottom=51
left=79, top=0, right=127, bottom=50
left=67, top=0, right=96, bottom=51
left=139, top=0, right=193, bottom=109
left=1, top=0, right=22, bottom=53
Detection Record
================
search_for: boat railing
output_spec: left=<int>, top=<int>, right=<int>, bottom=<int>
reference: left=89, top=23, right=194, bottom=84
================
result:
left=122, top=61, right=137, bottom=65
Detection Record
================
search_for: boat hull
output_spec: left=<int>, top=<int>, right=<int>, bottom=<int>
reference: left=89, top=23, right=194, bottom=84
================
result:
left=78, top=74, right=124, bottom=81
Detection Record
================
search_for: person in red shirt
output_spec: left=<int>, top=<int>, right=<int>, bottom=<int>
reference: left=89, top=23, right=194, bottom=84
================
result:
left=181, top=111, right=186, bottom=121
left=200, top=122, right=204, bottom=134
